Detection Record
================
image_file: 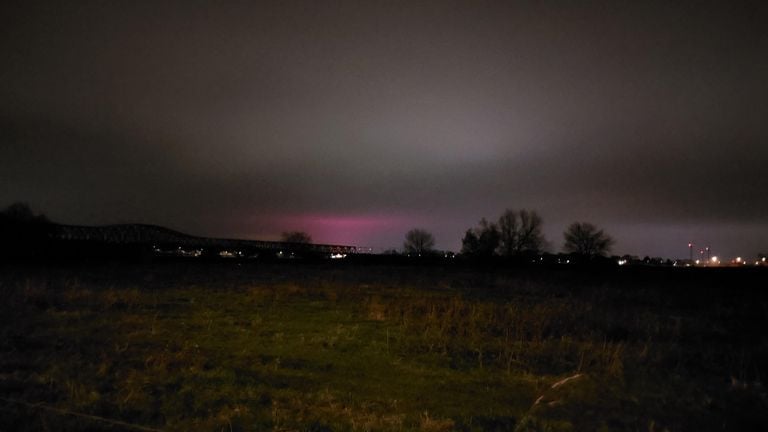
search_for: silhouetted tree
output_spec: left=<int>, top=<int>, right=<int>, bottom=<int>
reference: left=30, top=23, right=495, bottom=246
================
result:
left=281, top=231, right=312, bottom=244
left=497, top=209, right=545, bottom=256
left=563, top=222, right=614, bottom=256
left=403, top=228, right=435, bottom=255
left=461, top=218, right=499, bottom=258
left=0, top=202, right=49, bottom=224
left=0, top=202, right=53, bottom=258
left=461, top=229, right=480, bottom=255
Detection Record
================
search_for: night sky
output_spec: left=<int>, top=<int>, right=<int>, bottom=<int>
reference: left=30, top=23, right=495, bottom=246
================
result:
left=2, top=1, right=767, bottom=259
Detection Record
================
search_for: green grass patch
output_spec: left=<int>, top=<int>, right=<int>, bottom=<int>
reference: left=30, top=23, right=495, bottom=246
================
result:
left=1, top=263, right=767, bottom=431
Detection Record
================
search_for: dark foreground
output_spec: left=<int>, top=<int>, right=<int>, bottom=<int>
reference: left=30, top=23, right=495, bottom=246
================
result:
left=1, top=261, right=766, bottom=431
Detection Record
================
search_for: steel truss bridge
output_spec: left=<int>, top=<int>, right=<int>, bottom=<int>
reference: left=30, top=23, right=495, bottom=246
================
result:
left=53, top=224, right=367, bottom=255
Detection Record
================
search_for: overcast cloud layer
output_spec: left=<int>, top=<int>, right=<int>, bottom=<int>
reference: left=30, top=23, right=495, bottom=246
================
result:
left=2, top=1, right=767, bottom=258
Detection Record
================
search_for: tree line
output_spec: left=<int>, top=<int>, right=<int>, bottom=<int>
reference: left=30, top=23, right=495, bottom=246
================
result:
left=1, top=202, right=614, bottom=259
left=404, top=209, right=614, bottom=258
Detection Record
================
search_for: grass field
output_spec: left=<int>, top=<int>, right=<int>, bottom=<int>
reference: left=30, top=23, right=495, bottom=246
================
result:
left=1, top=261, right=767, bottom=431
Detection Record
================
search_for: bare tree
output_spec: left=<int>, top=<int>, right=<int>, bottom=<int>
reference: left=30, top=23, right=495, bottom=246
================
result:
left=1, top=202, right=49, bottom=224
left=497, top=209, right=545, bottom=256
left=0, top=202, right=52, bottom=258
left=281, top=231, right=312, bottom=244
left=563, top=222, right=614, bottom=256
left=403, top=228, right=435, bottom=255
left=461, top=218, right=499, bottom=258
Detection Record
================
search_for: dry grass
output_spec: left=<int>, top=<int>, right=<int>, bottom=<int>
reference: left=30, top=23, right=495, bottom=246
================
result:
left=1, top=263, right=767, bottom=431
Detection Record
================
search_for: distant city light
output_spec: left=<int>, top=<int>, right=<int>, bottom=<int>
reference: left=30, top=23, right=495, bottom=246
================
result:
left=711, top=256, right=718, bottom=264
left=617, top=259, right=627, bottom=266
left=330, top=253, right=346, bottom=259
left=735, top=257, right=742, bottom=263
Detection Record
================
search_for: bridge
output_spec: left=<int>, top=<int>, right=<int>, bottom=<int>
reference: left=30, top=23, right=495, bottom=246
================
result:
left=53, top=224, right=367, bottom=256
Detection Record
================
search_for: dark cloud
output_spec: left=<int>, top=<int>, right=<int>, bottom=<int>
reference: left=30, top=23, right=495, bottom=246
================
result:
left=2, top=1, right=767, bottom=258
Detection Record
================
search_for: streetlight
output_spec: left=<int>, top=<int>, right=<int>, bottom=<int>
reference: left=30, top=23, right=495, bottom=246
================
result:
left=688, top=242, right=693, bottom=262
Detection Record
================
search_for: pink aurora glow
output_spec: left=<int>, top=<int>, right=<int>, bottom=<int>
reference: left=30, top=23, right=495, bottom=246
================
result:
left=257, top=213, right=417, bottom=248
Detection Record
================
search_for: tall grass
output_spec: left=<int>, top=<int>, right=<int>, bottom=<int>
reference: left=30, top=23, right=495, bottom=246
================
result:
left=1, top=263, right=766, bottom=431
